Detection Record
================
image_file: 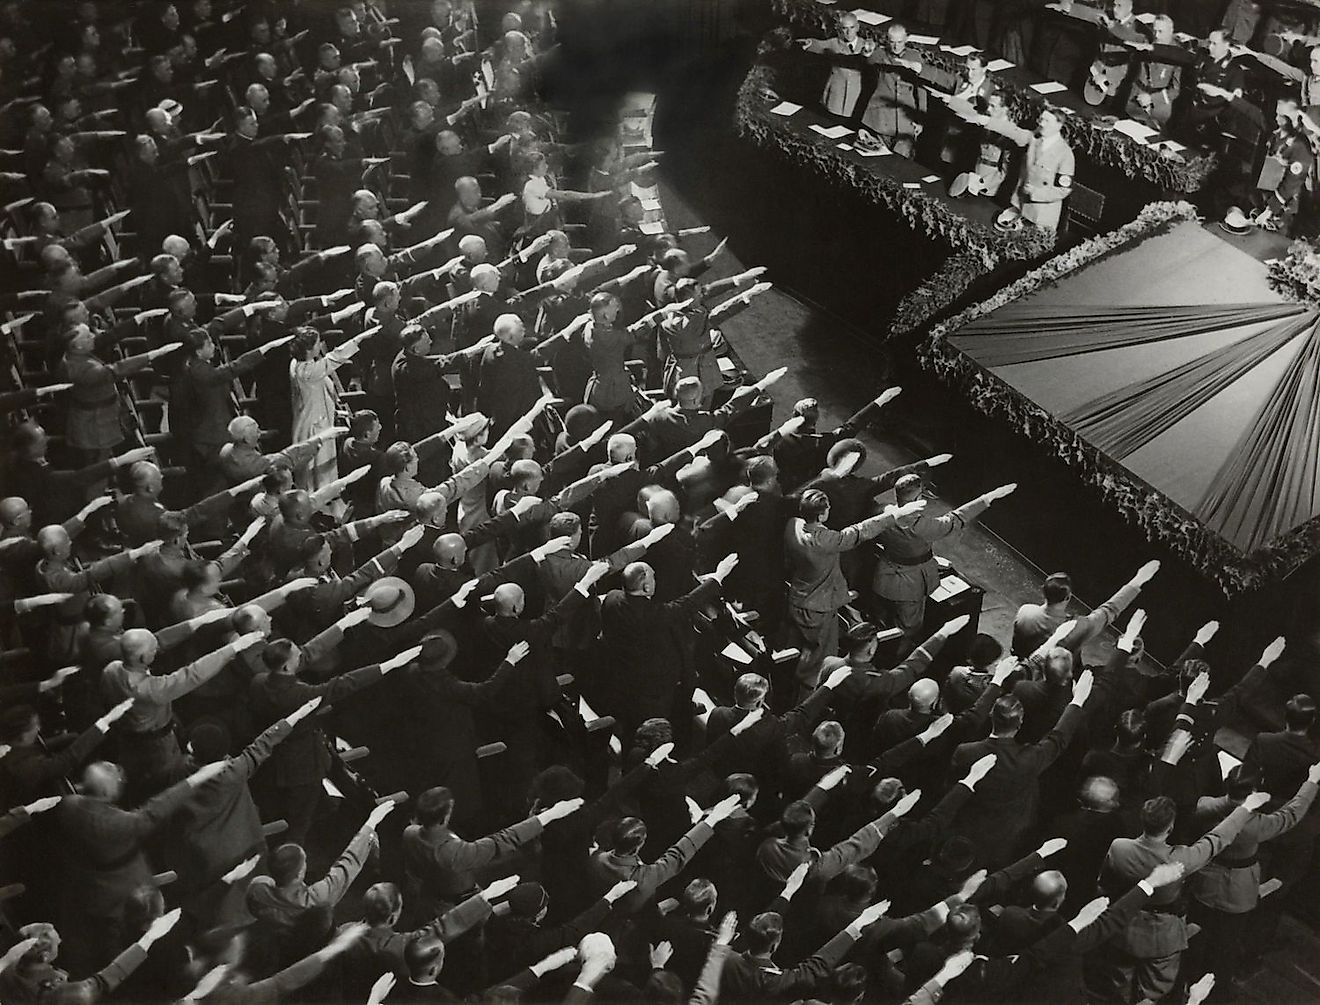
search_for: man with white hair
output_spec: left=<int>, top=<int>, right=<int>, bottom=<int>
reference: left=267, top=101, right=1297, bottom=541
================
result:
left=218, top=416, right=345, bottom=485
left=449, top=176, right=518, bottom=257
left=475, top=314, right=545, bottom=438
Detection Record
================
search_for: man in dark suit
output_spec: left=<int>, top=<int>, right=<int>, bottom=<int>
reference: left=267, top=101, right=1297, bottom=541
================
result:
left=947, top=668, right=1094, bottom=867
left=248, top=640, right=415, bottom=845
left=596, top=554, right=735, bottom=744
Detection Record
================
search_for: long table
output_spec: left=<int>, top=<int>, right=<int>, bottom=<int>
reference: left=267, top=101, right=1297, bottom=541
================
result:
left=777, top=0, right=1220, bottom=192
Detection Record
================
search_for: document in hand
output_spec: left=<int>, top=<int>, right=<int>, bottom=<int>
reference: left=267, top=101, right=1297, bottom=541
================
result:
left=769, top=101, right=804, bottom=116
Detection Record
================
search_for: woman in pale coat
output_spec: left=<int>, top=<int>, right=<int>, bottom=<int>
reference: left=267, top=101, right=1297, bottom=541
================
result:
left=288, top=326, right=368, bottom=501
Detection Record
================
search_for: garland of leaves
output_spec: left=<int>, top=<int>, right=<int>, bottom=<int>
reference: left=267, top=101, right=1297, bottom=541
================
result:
left=890, top=250, right=993, bottom=336
left=1266, top=238, right=1320, bottom=305
left=736, top=62, right=1055, bottom=271
left=775, top=0, right=1218, bottom=193
left=919, top=201, right=1312, bottom=595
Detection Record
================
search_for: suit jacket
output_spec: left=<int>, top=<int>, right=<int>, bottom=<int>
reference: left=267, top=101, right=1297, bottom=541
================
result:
left=402, top=815, right=543, bottom=908
left=58, top=778, right=195, bottom=919
left=586, top=819, right=715, bottom=912
left=176, top=719, right=291, bottom=890
left=248, top=663, right=385, bottom=787
left=719, top=928, right=858, bottom=1005
left=948, top=704, right=1083, bottom=866
left=1245, top=730, right=1318, bottom=816
left=598, top=578, right=722, bottom=728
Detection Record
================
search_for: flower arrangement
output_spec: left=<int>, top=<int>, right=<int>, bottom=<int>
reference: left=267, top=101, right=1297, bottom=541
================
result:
left=1267, top=239, right=1320, bottom=304
left=774, top=0, right=1218, bottom=192
left=890, top=251, right=994, bottom=336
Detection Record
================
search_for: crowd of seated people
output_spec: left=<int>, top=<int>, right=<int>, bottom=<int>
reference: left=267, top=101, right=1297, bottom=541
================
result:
left=779, top=0, right=1320, bottom=236
left=0, top=2, right=1318, bottom=1004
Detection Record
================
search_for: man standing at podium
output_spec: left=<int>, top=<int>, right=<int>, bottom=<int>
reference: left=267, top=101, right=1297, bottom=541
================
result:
left=872, top=477, right=1016, bottom=650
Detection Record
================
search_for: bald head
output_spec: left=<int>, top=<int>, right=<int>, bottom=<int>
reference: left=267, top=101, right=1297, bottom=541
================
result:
left=494, top=312, right=524, bottom=344
left=162, top=234, right=190, bottom=261
left=909, top=678, right=939, bottom=712
left=623, top=562, right=655, bottom=597
left=0, top=497, right=31, bottom=531
left=493, top=583, right=525, bottom=616
left=228, top=415, right=261, bottom=446
left=607, top=433, right=636, bottom=464
left=1031, top=870, right=1067, bottom=910
left=37, top=525, right=71, bottom=557
left=82, top=761, right=125, bottom=802
left=433, top=533, right=466, bottom=569
left=130, top=461, right=163, bottom=497
left=121, top=628, right=158, bottom=667
left=646, top=490, right=680, bottom=526
left=675, top=377, right=702, bottom=409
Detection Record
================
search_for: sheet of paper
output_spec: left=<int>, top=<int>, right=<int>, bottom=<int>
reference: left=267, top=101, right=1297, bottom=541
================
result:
left=852, top=9, right=890, bottom=24
left=638, top=220, right=666, bottom=235
left=631, top=181, right=659, bottom=198
left=809, top=123, right=854, bottom=138
left=921, top=173, right=941, bottom=183
left=1113, top=118, right=1157, bottom=141
left=837, top=142, right=855, bottom=150
left=987, top=58, right=1015, bottom=72
left=1153, top=139, right=1186, bottom=152
left=640, top=198, right=663, bottom=212
left=907, top=33, right=940, bottom=45
left=721, top=642, right=754, bottom=664
left=322, top=777, right=344, bottom=798
left=1217, top=749, right=1242, bottom=780
left=857, top=146, right=890, bottom=156
left=1030, top=80, right=1069, bottom=94
left=769, top=100, right=803, bottom=116
left=902, top=181, right=921, bottom=188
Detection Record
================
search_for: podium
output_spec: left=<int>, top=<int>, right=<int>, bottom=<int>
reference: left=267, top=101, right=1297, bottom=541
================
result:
left=920, top=561, right=986, bottom=665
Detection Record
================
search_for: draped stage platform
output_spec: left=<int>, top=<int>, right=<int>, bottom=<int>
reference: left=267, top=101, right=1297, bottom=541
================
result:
left=922, top=213, right=1320, bottom=595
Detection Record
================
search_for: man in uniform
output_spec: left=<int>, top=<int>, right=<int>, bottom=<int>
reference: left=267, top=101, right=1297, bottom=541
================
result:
left=1085, top=790, right=1271, bottom=1003
left=1251, top=100, right=1315, bottom=233
left=872, top=477, right=1015, bottom=647
left=1124, top=16, right=1192, bottom=130
left=998, top=107, right=1076, bottom=232
left=799, top=13, right=871, bottom=120
left=861, top=24, right=926, bottom=157
left=1184, top=30, right=1244, bottom=140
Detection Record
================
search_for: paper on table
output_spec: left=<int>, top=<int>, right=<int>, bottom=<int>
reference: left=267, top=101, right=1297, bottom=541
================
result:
left=639, top=220, right=665, bottom=235
left=809, top=123, right=854, bottom=138
left=640, top=198, right=663, bottom=212
left=930, top=574, right=971, bottom=602
left=907, top=33, right=940, bottom=45
left=837, top=142, right=855, bottom=150
left=852, top=8, right=890, bottom=24
left=941, top=43, right=977, bottom=56
left=987, top=58, right=1015, bottom=72
left=1030, top=80, right=1069, bottom=94
left=721, top=642, right=754, bottom=664
left=1113, top=118, right=1158, bottom=141
left=769, top=100, right=803, bottom=116
left=902, top=181, right=921, bottom=189
left=857, top=146, right=891, bottom=156
left=921, top=174, right=941, bottom=183
left=1153, top=139, right=1186, bottom=152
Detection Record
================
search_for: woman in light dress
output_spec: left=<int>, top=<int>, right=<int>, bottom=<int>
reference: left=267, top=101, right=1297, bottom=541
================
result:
left=288, top=326, right=370, bottom=505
